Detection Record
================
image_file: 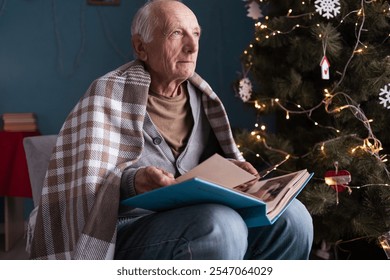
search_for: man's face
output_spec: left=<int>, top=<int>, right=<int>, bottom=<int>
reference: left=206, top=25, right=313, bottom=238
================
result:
left=142, top=2, right=201, bottom=86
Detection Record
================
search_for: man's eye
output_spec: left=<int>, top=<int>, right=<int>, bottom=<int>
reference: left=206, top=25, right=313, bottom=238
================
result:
left=172, top=30, right=183, bottom=37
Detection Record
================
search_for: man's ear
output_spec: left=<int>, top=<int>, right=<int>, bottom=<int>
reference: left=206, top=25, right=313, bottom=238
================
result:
left=132, top=34, right=147, bottom=61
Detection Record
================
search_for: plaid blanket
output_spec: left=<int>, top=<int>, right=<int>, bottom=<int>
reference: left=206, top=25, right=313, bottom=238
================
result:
left=30, top=60, right=243, bottom=259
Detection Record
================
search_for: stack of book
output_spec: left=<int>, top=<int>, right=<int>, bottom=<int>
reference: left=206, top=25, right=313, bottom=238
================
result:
left=1, top=112, right=38, bottom=132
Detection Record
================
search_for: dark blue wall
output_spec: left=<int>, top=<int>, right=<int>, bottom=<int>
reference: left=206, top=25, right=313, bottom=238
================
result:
left=0, top=0, right=256, bottom=135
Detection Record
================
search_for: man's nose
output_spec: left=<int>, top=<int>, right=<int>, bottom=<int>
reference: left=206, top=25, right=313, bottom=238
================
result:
left=183, top=34, right=198, bottom=54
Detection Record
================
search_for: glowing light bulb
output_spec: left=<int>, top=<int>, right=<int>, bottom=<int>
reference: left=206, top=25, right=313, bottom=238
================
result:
left=324, top=89, right=331, bottom=97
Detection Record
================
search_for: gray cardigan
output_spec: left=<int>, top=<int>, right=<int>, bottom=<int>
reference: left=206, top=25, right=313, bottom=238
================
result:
left=119, top=81, right=223, bottom=204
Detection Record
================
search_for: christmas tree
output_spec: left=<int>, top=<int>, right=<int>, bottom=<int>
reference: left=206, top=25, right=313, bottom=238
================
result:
left=236, top=0, right=390, bottom=258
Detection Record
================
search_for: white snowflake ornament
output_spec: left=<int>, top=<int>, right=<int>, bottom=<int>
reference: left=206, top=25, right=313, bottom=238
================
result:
left=379, top=83, right=390, bottom=110
left=315, top=0, right=341, bottom=19
left=238, top=77, right=253, bottom=102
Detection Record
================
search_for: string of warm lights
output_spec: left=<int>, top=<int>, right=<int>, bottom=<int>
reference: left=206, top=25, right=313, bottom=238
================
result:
left=245, top=0, right=390, bottom=62
left=246, top=90, right=387, bottom=154
left=242, top=90, right=390, bottom=177
left=275, top=98, right=342, bottom=133
left=349, top=183, right=390, bottom=189
left=237, top=143, right=292, bottom=178
left=333, top=1, right=367, bottom=91
left=246, top=0, right=390, bottom=54
left=238, top=0, right=390, bottom=184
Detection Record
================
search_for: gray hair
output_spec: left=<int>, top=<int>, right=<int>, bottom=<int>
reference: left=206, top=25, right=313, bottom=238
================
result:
left=131, top=0, right=181, bottom=43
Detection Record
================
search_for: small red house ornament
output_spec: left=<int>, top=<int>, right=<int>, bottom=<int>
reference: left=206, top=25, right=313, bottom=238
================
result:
left=320, top=56, right=330, bottom=80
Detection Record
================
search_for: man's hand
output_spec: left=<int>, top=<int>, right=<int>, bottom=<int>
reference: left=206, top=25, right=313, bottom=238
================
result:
left=134, top=166, right=176, bottom=194
left=230, top=160, right=260, bottom=192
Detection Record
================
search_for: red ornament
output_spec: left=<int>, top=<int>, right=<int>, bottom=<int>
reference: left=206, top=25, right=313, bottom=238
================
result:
left=324, top=170, right=351, bottom=192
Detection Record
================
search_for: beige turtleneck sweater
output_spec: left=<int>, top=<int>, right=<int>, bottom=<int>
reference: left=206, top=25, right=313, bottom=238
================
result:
left=147, top=86, right=194, bottom=158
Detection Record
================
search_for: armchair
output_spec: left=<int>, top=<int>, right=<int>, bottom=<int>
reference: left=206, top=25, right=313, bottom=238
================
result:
left=23, top=135, right=57, bottom=207
left=23, top=135, right=57, bottom=255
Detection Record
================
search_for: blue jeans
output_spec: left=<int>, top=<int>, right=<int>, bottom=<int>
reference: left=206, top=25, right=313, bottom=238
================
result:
left=114, top=199, right=313, bottom=259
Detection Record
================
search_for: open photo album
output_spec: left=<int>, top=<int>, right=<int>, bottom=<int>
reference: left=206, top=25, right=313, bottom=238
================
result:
left=121, top=153, right=313, bottom=227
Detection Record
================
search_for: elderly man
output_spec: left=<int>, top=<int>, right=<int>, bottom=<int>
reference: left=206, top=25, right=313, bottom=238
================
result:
left=30, top=0, right=313, bottom=260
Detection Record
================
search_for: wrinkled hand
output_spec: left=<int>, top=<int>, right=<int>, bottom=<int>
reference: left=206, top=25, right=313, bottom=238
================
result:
left=135, top=166, right=176, bottom=194
left=230, top=160, right=260, bottom=192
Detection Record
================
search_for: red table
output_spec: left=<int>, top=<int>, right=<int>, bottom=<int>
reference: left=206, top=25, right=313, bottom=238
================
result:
left=0, top=130, right=40, bottom=252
